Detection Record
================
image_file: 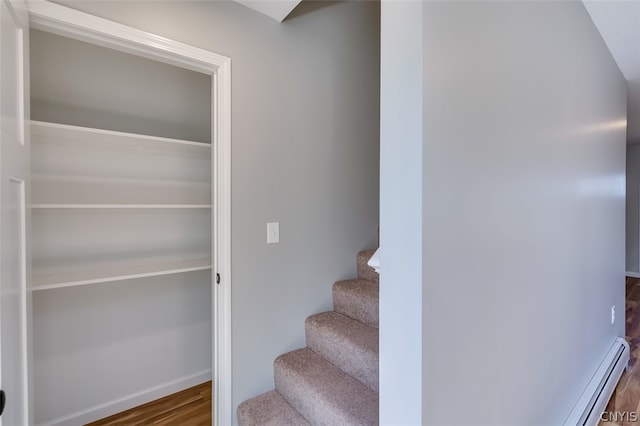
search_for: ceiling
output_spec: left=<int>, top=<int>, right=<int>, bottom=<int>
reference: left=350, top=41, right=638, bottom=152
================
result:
left=583, top=1, right=640, bottom=144
left=233, top=0, right=301, bottom=22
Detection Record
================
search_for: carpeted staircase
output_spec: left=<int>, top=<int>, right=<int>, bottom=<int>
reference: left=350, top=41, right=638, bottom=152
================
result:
left=237, top=249, right=379, bottom=425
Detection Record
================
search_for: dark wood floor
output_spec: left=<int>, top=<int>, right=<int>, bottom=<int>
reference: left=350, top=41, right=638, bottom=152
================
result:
left=601, top=278, right=640, bottom=426
left=86, top=381, right=212, bottom=426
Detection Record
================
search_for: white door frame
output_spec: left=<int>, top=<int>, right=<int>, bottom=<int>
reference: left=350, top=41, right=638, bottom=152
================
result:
left=27, top=2, right=232, bottom=424
left=1, top=1, right=30, bottom=425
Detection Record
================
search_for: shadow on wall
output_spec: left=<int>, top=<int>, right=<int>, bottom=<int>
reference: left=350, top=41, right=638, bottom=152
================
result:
left=628, top=78, right=640, bottom=144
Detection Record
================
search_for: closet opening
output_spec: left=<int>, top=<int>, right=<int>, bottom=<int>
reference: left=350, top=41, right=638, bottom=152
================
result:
left=29, top=25, right=218, bottom=426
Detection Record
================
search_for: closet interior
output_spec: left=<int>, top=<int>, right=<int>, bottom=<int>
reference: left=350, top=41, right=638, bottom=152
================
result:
left=29, top=29, right=213, bottom=425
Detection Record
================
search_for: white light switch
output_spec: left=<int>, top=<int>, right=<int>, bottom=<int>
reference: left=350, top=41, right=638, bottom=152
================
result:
left=267, top=222, right=279, bottom=244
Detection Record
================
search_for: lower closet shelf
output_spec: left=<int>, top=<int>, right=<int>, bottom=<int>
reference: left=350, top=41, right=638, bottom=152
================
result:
left=32, top=257, right=212, bottom=291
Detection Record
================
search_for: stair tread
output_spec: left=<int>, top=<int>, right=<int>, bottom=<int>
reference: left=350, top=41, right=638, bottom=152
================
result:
left=237, top=390, right=310, bottom=426
left=275, top=347, right=378, bottom=425
left=306, top=311, right=378, bottom=391
left=333, top=279, right=379, bottom=329
left=307, top=311, right=378, bottom=353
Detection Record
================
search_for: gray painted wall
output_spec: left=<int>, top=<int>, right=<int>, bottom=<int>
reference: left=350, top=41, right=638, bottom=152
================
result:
left=381, top=1, right=626, bottom=424
left=51, top=0, right=381, bottom=423
left=422, top=3, right=625, bottom=422
left=31, top=29, right=211, bottom=143
left=627, top=144, right=640, bottom=272
left=32, top=273, right=212, bottom=424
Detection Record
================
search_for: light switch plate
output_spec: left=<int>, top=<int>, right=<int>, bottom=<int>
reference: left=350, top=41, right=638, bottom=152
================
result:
left=267, top=222, right=279, bottom=244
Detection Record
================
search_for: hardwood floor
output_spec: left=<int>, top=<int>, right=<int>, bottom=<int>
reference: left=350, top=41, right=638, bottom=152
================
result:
left=86, top=381, right=212, bottom=426
left=600, top=278, right=640, bottom=426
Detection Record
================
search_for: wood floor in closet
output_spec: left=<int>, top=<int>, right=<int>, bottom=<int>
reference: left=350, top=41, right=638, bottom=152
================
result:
left=86, top=381, right=212, bottom=426
left=600, top=277, right=640, bottom=426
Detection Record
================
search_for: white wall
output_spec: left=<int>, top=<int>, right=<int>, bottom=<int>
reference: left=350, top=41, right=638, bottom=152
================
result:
left=379, top=1, right=423, bottom=424
left=50, top=1, right=381, bottom=423
left=381, top=1, right=626, bottom=424
left=627, top=144, right=640, bottom=273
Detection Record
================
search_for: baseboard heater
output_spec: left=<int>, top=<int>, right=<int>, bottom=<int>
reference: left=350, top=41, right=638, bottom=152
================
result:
left=563, top=337, right=630, bottom=426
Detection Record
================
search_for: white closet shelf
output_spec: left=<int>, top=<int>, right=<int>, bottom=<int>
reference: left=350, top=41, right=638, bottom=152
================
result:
left=30, top=120, right=212, bottom=152
left=32, top=257, right=212, bottom=291
left=31, top=204, right=212, bottom=209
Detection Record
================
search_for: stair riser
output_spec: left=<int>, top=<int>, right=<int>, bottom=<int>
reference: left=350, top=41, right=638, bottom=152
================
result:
left=306, top=315, right=378, bottom=392
left=237, top=391, right=310, bottom=426
left=274, top=352, right=378, bottom=426
left=274, top=371, right=349, bottom=425
left=333, top=280, right=379, bottom=329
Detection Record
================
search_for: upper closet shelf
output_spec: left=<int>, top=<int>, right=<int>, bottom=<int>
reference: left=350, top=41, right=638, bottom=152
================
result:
left=30, top=120, right=212, bottom=153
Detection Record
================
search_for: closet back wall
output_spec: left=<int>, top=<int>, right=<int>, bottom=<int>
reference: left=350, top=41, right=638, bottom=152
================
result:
left=30, top=29, right=211, bottom=142
left=30, top=29, right=213, bottom=425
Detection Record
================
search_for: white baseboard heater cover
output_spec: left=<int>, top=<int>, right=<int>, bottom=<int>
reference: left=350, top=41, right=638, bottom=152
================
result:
left=564, top=337, right=630, bottom=426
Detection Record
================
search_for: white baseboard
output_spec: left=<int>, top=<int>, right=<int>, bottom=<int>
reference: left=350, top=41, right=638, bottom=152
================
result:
left=38, top=369, right=212, bottom=426
left=626, top=271, right=640, bottom=278
left=563, top=338, right=629, bottom=426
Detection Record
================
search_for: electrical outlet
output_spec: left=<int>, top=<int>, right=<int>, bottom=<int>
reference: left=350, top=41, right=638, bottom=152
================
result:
left=611, top=305, right=616, bottom=325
